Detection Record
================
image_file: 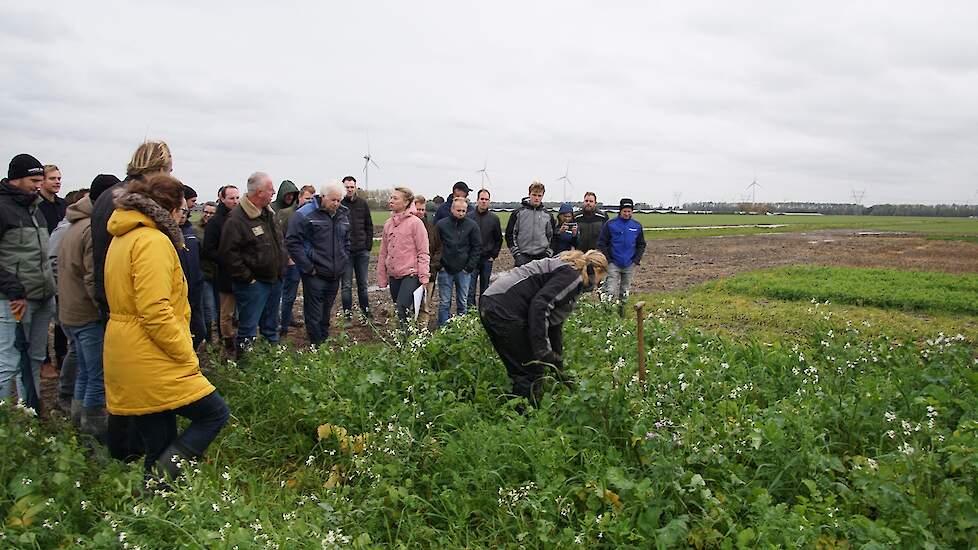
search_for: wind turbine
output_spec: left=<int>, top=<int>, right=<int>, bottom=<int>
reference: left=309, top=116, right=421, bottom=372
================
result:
left=556, top=161, right=574, bottom=202
left=746, top=177, right=762, bottom=205
left=476, top=157, right=491, bottom=187
left=362, top=138, right=380, bottom=192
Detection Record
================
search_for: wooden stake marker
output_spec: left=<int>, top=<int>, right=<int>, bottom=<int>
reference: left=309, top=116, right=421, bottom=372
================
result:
left=634, top=301, right=647, bottom=384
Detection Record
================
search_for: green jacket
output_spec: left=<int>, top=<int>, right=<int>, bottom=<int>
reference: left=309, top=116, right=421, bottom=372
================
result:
left=0, top=180, right=56, bottom=301
left=271, top=180, right=299, bottom=212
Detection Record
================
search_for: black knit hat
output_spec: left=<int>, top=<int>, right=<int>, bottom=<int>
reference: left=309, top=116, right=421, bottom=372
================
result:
left=89, top=174, right=121, bottom=201
left=619, top=198, right=635, bottom=209
left=8, top=153, right=44, bottom=180
left=183, top=185, right=198, bottom=200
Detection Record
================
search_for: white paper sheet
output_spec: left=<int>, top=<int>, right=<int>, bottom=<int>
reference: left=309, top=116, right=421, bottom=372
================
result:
left=413, top=285, right=426, bottom=320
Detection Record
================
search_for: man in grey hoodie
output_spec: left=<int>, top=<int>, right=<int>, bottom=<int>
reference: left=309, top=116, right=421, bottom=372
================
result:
left=504, top=181, right=555, bottom=267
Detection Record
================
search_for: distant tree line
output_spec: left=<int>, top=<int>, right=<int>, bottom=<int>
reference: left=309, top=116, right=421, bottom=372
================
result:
left=684, top=201, right=978, bottom=217
left=362, top=191, right=977, bottom=217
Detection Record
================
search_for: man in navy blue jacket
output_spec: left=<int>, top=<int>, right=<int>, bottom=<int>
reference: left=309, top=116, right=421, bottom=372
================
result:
left=285, top=181, right=350, bottom=344
left=177, top=185, right=206, bottom=348
left=433, top=181, right=474, bottom=225
left=597, top=198, right=646, bottom=303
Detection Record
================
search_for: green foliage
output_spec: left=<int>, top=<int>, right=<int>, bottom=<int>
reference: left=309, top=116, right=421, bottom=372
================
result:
left=710, top=266, right=978, bottom=315
left=2, top=298, right=977, bottom=548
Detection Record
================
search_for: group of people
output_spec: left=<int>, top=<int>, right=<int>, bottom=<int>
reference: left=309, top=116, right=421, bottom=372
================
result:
left=0, top=139, right=647, bottom=482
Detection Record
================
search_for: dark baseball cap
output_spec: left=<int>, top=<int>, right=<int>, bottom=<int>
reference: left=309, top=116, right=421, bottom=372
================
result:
left=619, top=198, right=635, bottom=209
left=453, top=181, right=471, bottom=194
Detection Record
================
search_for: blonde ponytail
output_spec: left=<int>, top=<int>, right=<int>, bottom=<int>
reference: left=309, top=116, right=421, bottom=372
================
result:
left=558, top=249, right=608, bottom=287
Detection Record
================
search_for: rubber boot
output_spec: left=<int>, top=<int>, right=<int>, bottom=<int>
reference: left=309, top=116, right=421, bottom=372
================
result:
left=154, top=442, right=195, bottom=481
left=81, top=406, right=108, bottom=444
left=70, top=399, right=84, bottom=429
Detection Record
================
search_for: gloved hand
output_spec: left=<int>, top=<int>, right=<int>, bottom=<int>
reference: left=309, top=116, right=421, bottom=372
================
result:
left=539, top=351, right=576, bottom=390
left=538, top=350, right=563, bottom=370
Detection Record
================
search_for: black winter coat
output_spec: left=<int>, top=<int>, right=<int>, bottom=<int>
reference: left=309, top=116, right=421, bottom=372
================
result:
left=467, top=208, right=503, bottom=260
left=480, top=257, right=583, bottom=360
left=38, top=195, right=67, bottom=234
left=341, top=195, right=374, bottom=252
left=435, top=215, right=481, bottom=274
left=202, top=202, right=234, bottom=292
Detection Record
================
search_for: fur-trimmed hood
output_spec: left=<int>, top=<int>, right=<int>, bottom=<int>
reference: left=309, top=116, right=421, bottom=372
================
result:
left=109, top=188, right=184, bottom=249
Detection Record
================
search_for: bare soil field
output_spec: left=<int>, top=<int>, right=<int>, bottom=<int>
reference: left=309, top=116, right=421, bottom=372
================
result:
left=289, top=229, right=978, bottom=346
left=633, top=230, right=978, bottom=292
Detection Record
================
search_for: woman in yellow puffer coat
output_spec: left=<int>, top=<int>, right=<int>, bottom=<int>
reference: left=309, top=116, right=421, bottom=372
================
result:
left=103, top=174, right=228, bottom=479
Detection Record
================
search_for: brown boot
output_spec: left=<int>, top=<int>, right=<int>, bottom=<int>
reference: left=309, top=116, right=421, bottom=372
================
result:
left=41, top=362, right=59, bottom=379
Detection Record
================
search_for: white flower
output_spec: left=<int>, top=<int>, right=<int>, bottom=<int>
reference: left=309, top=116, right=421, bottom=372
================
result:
left=884, top=412, right=896, bottom=422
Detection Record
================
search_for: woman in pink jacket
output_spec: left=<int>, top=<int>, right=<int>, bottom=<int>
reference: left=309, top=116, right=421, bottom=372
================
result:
left=378, top=187, right=430, bottom=328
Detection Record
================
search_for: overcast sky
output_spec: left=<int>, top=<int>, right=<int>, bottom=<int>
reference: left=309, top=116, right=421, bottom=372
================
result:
left=3, top=1, right=978, bottom=206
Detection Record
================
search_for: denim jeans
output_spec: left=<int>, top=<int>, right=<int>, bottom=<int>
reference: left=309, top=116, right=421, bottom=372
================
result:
left=59, top=340, right=77, bottom=399
left=389, top=276, right=421, bottom=328
left=63, top=322, right=106, bottom=408
left=202, top=280, right=216, bottom=340
left=232, top=279, right=283, bottom=346
left=466, top=259, right=493, bottom=312
left=603, top=264, right=635, bottom=301
left=302, top=275, right=340, bottom=345
left=280, top=265, right=300, bottom=332
left=437, top=270, right=470, bottom=327
left=341, top=249, right=371, bottom=316
left=0, top=297, right=55, bottom=403
left=132, top=390, right=229, bottom=471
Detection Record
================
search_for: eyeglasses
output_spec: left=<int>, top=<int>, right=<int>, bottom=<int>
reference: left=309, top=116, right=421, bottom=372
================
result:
left=180, top=207, right=190, bottom=215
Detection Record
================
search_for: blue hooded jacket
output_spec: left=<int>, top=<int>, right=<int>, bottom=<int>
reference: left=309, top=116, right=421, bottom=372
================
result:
left=597, top=215, right=647, bottom=269
left=285, top=196, right=351, bottom=279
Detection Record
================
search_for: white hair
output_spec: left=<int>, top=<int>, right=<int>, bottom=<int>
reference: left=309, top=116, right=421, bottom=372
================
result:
left=247, top=171, right=270, bottom=194
left=320, top=180, right=344, bottom=198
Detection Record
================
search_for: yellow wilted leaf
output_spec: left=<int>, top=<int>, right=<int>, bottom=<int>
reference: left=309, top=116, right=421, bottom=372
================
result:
left=286, top=479, right=297, bottom=488
left=604, top=490, right=623, bottom=510
left=6, top=494, right=46, bottom=528
left=317, top=424, right=334, bottom=440
left=324, top=465, right=344, bottom=489
left=351, top=434, right=370, bottom=454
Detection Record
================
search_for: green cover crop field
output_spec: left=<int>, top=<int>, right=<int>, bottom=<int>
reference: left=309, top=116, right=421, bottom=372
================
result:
left=3, top=266, right=978, bottom=548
